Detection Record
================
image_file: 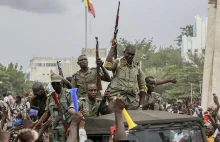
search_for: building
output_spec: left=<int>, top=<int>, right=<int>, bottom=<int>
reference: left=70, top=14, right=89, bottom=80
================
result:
left=27, top=57, right=78, bottom=83
left=181, top=15, right=208, bottom=59
left=26, top=48, right=110, bottom=93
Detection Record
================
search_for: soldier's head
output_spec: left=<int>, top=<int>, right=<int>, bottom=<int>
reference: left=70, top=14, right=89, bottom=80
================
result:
left=78, top=54, right=88, bottom=68
left=124, top=44, right=136, bottom=64
left=32, top=82, right=45, bottom=99
left=87, top=83, right=97, bottom=100
left=50, top=75, right=63, bottom=94
left=145, top=76, right=156, bottom=93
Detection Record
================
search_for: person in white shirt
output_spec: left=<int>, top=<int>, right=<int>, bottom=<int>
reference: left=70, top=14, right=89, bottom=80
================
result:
left=3, top=93, right=9, bottom=103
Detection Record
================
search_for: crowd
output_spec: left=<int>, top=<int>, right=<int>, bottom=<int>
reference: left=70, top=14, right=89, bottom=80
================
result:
left=0, top=43, right=218, bottom=142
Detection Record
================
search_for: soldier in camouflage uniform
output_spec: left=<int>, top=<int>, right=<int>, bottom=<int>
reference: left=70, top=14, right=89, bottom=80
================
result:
left=72, top=55, right=111, bottom=98
left=78, top=83, right=110, bottom=117
left=143, top=76, right=163, bottom=110
left=143, top=76, right=177, bottom=110
left=34, top=75, right=80, bottom=142
left=104, top=44, right=147, bottom=110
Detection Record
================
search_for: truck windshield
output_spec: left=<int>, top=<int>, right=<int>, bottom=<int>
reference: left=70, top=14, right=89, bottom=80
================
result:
left=126, top=126, right=204, bottom=142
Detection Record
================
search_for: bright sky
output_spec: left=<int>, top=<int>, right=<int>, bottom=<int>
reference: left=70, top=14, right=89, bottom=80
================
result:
left=0, top=0, right=207, bottom=70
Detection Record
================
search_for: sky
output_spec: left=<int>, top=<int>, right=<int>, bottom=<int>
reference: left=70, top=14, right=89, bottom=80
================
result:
left=0, top=0, right=207, bottom=71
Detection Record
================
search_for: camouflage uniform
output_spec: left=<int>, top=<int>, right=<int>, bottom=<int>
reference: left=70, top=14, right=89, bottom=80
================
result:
left=45, top=75, right=74, bottom=142
left=72, top=68, right=103, bottom=98
left=144, top=92, right=163, bottom=111
left=104, top=58, right=147, bottom=110
left=78, top=97, right=106, bottom=117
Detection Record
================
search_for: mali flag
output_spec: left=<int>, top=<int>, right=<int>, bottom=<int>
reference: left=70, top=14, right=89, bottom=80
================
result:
left=82, top=0, right=96, bottom=18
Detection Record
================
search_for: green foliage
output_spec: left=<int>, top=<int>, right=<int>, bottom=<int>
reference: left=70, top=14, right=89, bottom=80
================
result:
left=0, top=62, right=32, bottom=95
left=143, top=46, right=182, bottom=69
left=116, top=38, right=156, bottom=60
left=175, top=25, right=193, bottom=46
left=162, top=65, right=203, bottom=100
left=186, top=52, right=204, bottom=72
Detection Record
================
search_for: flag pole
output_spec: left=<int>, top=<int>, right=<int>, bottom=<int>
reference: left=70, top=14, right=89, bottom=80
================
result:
left=85, top=6, right=88, bottom=55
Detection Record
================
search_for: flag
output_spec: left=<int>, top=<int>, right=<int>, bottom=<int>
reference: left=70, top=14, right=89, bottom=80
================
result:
left=82, top=0, right=96, bottom=18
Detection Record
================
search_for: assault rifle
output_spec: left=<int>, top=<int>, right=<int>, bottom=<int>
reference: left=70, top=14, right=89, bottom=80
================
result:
left=57, top=61, right=64, bottom=77
left=51, top=92, right=68, bottom=131
left=112, top=1, right=120, bottom=59
left=95, top=37, right=102, bottom=91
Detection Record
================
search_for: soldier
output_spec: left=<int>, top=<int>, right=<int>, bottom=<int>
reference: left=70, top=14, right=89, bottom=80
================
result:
left=78, top=83, right=111, bottom=117
left=33, top=74, right=81, bottom=142
left=72, top=55, right=111, bottom=98
left=104, top=44, right=147, bottom=110
left=143, top=76, right=177, bottom=111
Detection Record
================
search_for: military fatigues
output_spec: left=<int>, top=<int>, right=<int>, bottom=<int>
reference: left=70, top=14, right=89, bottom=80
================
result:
left=144, top=92, right=163, bottom=111
left=46, top=75, right=74, bottom=142
left=78, top=97, right=107, bottom=117
left=104, top=58, right=147, bottom=110
left=72, top=68, right=103, bottom=98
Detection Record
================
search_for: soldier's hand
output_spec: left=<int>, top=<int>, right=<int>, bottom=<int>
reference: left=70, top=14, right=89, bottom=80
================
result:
left=103, top=90, right=110, bottom=101
left=148, top=98, right=158, bottom=104
left=170, top=78, right=177, bottom=84
left=111, top=39, right=117, bottom=49
left=80, top=109, right=87, bottom=117
left=96, top=58, right=104, bottom=67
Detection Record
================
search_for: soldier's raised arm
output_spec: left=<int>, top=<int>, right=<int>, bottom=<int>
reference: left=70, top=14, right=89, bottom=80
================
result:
left=137, top=68, right=147, bottom=109
left=96, top=58, right=111, bottom=82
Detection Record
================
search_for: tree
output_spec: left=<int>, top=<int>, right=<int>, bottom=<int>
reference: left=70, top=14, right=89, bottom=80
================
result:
left=161, top=65, right=203, bottom=100
left=143, top=46, right=182, bottom=69
left=0, top=62, right=31, bottom=96
left=187, top=53, right=204, bottom=72
left=5, top=63, right=26, bottom=95
left=175, top=25, right=193, bottom=46
left=116, top=38, right=156, bottom=60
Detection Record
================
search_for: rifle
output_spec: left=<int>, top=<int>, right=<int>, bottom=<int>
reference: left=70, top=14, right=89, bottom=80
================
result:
left=51, top=92, right=69, bottom=131
left=57, top=61, right=64, bottom=77
left=95, top=37, right=102, bottom=91
left=96, top=99, right=107, bottom=117
left=112, top=1, right=120, bottom=59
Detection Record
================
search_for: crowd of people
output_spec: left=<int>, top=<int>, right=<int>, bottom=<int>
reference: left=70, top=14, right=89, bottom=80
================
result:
left=0, top=44, right=218, bottom=142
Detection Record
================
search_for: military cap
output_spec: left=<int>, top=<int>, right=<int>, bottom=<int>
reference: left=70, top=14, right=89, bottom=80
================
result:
left=50, top=74, right=63, bottom=82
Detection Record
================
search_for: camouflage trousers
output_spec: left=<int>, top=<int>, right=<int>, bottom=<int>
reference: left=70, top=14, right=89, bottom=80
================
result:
left=48, top=127, right=66, bottom=142
left=110, top=93, right=139, bottom=110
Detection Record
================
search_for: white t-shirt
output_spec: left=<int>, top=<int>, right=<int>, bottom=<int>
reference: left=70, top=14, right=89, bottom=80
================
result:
left=8, top=95, right=15, bottom=105
left=79, top=128, right=87, bottom=142
left=173, top=132, right=183, bottom=142
left=4, top=96, right=9, bottom=103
